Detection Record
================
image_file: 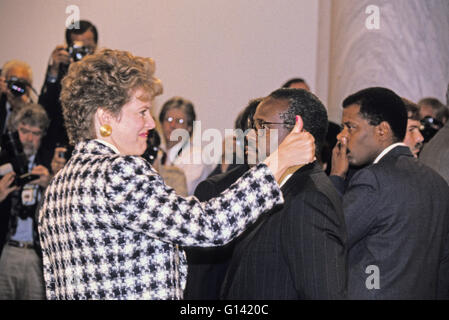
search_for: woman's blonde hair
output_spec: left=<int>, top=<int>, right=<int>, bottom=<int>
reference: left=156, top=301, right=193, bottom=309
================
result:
left=60, top=48, right=163, bottom=145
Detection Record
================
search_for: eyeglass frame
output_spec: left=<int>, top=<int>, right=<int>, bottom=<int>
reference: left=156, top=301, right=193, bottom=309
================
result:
left=164, top=116, right=186, bottom=125
left=252, top=119, right=295, bottom=131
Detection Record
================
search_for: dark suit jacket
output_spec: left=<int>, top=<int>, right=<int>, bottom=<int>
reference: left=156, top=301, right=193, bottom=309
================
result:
left=340, top=146, right=449, bottom=299
left=221, top=162, right=348, bottom=300
left=38, top=73, right=69, bottom=151
left=184, top=164, right=250, bottom=299
left=0, top=94, right=8, bottom=135
left=420, top=121, right=449, bottom=186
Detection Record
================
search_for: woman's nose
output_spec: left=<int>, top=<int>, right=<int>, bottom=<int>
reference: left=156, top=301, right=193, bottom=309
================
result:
left=146, top=114, right=156, bottom=130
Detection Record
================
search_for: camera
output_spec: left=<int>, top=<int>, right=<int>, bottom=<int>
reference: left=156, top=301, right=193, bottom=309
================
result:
left=67, top=43, right=92, bottom=62
left=420, top=116, right=443, bottom=143
left=15, top=172, right=40, bottom=187
left=6, top=77, right=29, bottom=97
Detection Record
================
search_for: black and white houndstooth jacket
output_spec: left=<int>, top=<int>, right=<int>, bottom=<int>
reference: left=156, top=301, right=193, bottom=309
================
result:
left=38, top=139, right=283, bottom=300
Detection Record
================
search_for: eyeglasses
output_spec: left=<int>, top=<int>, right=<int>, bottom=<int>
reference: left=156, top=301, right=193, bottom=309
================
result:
left=252, top=119, right=294, bottom=131
left=165, top=116, right=185, bottom=125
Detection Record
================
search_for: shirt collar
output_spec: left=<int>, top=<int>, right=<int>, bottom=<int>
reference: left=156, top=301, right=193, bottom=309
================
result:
left=373, top=142, right=406, bottom=164
left=278, top=165, right=304, bottom=188
left=279, top=173, right=294, bottom=188
left=94, top=139, right=120, bottom=154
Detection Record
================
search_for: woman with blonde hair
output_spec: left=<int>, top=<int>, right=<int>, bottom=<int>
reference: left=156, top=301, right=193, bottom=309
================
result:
left=38, top=48, right=315, bottom=300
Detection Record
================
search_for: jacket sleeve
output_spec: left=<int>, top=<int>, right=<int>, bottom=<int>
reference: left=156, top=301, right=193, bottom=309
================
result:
left=105, top=156, right=283, bottom=247
left=438, top=204, right=449, bottom=299
left=342, top=168, right=379, bottom=249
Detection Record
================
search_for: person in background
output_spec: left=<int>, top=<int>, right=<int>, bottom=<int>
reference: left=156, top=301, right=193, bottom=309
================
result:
left=281, top=78, right=311, bottom=91
left=420, top=84, right=449, bottom=186
left=0, top=60, right=35, bottom=134
left=0, top=60, right=42, bottom=253
left=39, top=20, right=98, bottom=152
left=418, top=97, right=449, bottom=125
left=38, top=49, right=316, bottom=300
left=159, top=97, right=214, bottom=195
left=402, top=98, right=424, bottom=157
left=0, top=103, right=52, bottom=300
left=331, top=87, right=449, bottom=299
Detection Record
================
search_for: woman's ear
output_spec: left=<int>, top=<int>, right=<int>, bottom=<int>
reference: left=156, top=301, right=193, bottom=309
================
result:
left=96, top=108, right=113, bottom=126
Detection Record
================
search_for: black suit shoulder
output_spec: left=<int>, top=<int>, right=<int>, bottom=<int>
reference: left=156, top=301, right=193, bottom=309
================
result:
left=194, top=164, right=249, bottom=201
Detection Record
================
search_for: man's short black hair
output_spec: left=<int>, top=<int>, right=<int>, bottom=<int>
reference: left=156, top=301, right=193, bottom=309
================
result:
left=267, top=88, right=328, bottom=156
left=234, top=97, right=263, bottom=131
left=281, top=78, right=307, bottom=88
left=343, top=87, right=407, bottom=142
left=65, top=20, right=98, bottom=46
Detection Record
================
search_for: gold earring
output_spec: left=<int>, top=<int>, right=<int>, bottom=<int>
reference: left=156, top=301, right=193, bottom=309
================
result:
left=100, top=124, right=112, bottom=137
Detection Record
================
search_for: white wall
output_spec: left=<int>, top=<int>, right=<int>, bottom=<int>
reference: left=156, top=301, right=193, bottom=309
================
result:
left=0, top=0, right=320, bottom=133
left=325, top=0, right=449, bottom=123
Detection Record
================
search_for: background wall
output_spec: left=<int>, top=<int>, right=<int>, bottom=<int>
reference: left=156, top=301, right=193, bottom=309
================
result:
left=323, top=0, right=449, bottom=122
left=1, top=0, right=448, bottom=130
left=0, top=0, right=319, bottom=133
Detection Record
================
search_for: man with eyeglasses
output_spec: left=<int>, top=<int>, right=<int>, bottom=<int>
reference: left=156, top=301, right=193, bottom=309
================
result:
left=0, top=60, right=34, bottom=135
left=221, top=88, right=347, bottom=299
left=0, top=103, right=54, bottom=299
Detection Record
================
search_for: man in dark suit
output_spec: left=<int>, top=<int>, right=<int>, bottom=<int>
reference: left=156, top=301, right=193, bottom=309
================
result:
left=331, top=87, right=449, bottom=299
left=221, top=88, right=348, bottom=300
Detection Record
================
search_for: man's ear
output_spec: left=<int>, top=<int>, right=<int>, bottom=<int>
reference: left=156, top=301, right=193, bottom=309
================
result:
left=376, top=121, right=393, bottom=142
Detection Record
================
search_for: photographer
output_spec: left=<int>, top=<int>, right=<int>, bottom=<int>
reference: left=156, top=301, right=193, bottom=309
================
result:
left=39, top=20, right=98, bottom=152
left=0, top=103, right=53, bottom=300
left=0, top=60, right=35, bottom=134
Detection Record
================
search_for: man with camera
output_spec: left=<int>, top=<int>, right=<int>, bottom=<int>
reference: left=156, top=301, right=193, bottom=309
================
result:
left=0, top=60, right=34, bottom=135
left=0, top=103, right=54, bottom=299
left=39, top=20, right=98, bottom=152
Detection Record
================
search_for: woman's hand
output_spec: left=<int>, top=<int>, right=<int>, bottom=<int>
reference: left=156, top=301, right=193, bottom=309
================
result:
left=264, top=116, right=315, bottom=182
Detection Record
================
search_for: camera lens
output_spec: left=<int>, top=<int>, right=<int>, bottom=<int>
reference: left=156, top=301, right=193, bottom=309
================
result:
left=7, top=77, right=27, bottom=97
left=420, top=116, right=443, bottom=143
